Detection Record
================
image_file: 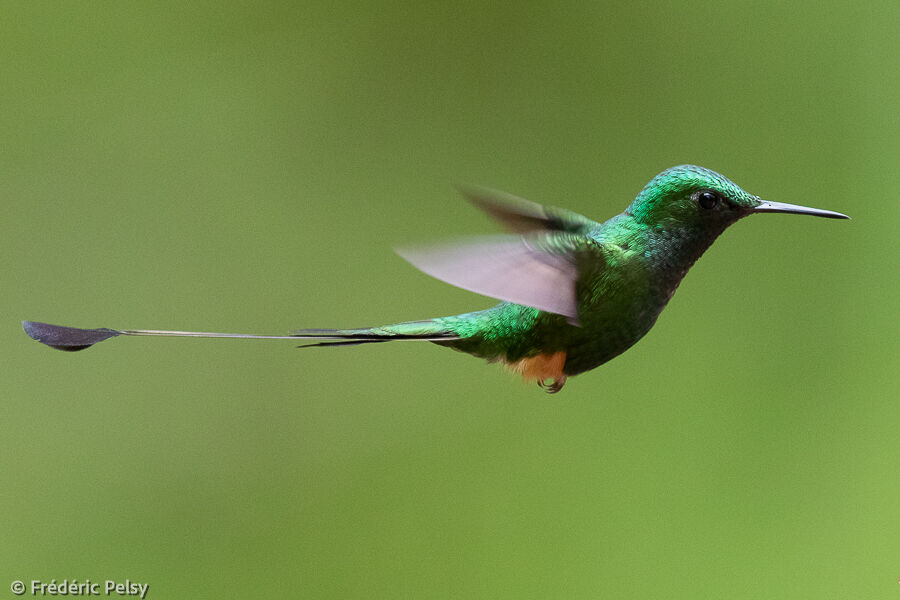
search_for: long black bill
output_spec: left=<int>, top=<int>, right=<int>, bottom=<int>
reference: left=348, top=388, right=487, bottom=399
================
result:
left=753, top=200, right=850, bottom=219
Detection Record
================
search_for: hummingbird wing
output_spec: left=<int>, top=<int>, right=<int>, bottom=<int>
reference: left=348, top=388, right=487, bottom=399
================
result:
left=456, top=184, right=599, bottom=234
left=396, top=233, right=585, bottom=320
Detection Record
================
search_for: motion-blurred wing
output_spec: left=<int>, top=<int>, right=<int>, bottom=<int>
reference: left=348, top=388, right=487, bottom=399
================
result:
left=456, top=184, right=599, bottom=235
left=397, top=234, right=580, bottom=319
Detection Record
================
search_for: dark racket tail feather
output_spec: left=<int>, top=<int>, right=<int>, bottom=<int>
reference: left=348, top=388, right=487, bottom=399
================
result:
left=23, top=321, right=123, bottom=351
left=23, top=320, right=460, bottom=351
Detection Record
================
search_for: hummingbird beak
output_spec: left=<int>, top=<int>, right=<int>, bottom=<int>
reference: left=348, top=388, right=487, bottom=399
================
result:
left=752, top=199, right=850, bottom=219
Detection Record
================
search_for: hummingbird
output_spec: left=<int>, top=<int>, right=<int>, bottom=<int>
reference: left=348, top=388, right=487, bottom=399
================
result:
left=24, top=165, right=849, bottom=392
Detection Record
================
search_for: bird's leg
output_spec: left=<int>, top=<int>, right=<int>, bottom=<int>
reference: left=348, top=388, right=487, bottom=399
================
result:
left=537, top=375, right=567, bottom=394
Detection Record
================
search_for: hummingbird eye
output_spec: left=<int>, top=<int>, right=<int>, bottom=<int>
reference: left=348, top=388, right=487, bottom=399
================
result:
left=697, top=191, right=720, bottom=210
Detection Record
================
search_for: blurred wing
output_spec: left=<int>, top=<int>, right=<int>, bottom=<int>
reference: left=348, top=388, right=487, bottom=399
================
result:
left=396, top=234, right=581, bottom=319
left=456, top=184, right=599, bottom=234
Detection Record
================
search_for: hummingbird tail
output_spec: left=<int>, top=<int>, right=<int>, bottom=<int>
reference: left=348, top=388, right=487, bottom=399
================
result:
left=22, top=319, right=460, bottom=352
left=292, top=320, right=461, bottom=348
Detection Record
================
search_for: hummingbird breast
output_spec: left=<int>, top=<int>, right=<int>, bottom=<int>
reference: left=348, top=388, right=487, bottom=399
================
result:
left=563, top=223, right=725, bottom=375
left=562, top=263, right=662, bottom=375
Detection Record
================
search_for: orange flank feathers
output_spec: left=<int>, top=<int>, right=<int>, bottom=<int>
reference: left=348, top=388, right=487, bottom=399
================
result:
left=505, top=350, right=567, bottom=393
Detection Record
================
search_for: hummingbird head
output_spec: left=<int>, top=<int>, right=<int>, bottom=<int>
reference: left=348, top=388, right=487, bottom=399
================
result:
left=627, top=164, right=848, bottom=230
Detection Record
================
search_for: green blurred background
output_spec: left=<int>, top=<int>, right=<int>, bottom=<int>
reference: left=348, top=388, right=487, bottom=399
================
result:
left=2, top=2, right=898, bottom=598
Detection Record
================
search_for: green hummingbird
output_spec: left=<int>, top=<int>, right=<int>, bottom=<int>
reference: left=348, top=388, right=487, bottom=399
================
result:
left=24, top=165, right=849, bottom=392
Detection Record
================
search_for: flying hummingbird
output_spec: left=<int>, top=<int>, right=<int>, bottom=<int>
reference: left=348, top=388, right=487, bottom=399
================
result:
left=24, top=165, right=849, bottom=392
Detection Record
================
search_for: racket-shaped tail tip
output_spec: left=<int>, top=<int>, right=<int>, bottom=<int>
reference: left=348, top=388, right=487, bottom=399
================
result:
left=23, top=321, right=122, bottom=351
